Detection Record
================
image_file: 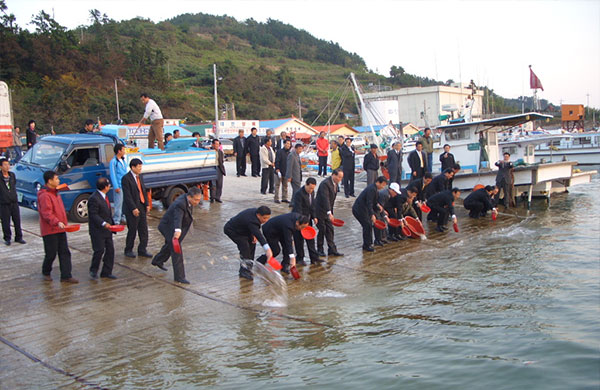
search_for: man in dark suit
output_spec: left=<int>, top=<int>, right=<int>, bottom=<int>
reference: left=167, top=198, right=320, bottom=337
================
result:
left=151, top=187, right=203, bottom=284
left=315, top=169, right=344, bottom=257
left=408, top=172, right=432, bottom=220
left=121, top=158, right=152, bottom=259
left=385, top=141, right=403, bottom=184
left=495, top=152, right=514, bottom=207
left=340, top=138, right=356, bottom=197
left=291, top=177, right=321, bottom=265
left=257, top=212, right=310, bottom=274
left=0, top=158, right=25, bottom=245
left=274, top=139, right=291, bottom=203
left=425, top=188, right=461, bottom=232
left=224, top=206, right=273, bottom=280
left=233, top=129, right=247, bottom=177
left=439, top=144, right=456, bottom=172
left=352, top=176, right=388, bottom=251
left=88, top=177, right=117, bottom=279
left=210, top=139, right=225, bottom=203
left=408, top=141, right=427, bottom=179
left=425, top=169, right=454, bottom=199
left=246, top=127, right=261, bottom=177
left=286, top=143, right=303, bottom=197
left=464, top=185, right=497, bottom=218
left=363, top=144, right=380, bottom=185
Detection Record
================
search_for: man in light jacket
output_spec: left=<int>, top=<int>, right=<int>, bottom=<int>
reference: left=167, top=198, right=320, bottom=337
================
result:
left=286, top=143, right=303, bottom=196
left=259, top=138, right=275, bottom=194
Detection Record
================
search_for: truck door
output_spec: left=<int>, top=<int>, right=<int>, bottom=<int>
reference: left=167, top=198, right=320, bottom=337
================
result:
left=59, top=146, right=105, bottom=222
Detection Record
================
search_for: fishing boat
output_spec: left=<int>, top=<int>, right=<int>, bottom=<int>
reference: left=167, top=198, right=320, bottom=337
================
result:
left=533, top=131, right=600, bottom=165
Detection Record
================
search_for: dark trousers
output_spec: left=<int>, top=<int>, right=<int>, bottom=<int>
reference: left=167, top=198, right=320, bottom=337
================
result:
left=124, top=208, right=148, bottom=254
left=389, top=168, right=402, bottom=184
left=250, top=152, right=260, bottom=176
left=426, top=153, right=433, bottom=173
left=343, top=168, right=355, bottom=196
left=1, top=202, right=22, bottom=241
left=464, top=199, right=484, bottom=218
left=236, top=154, right=246, bottom=176
left=352, top=207, right=373, bottom=248
left=211, top=170, right=223, bottom=201
left=153, top=230, right=187, bottom=281
left=384, top=207, right=398, bottom=237
left=316, top=216, right=337, bottom=253
left=411, top=168, right=425, bottom=179
left=260, top=167, right=274, bottom=193
left=495, top=180, right=512, bottom=208
left=42, top=232, right=72, bottom=279
left=429, top=206, right=450, bottom=228
left=318, top=155, right=328, bottom=176
left=257, top=236, right=287, bottom=266
left=90, top=233, right=114, bottom=276
left=290, top=180, right=301, bottom=197
left=293, top=221, right=319, bottom=262
left=224, top=225, right=257, bottom=275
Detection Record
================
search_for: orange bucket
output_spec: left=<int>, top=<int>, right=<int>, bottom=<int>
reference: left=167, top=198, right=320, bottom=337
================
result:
left=473, top=184, right=485, bottom=191
left=388, top=218, right=401, bottom=228
left=332, top=218, right=345, bottom=227
left=108, top=225, right=125, bottom=233
left=267, top=256, right=282, bottom=270
left=63, top=224, right=80, bottom=232
left=373, top=220, right=386, bottom=230
left=301, top=226, right=317, bottom=240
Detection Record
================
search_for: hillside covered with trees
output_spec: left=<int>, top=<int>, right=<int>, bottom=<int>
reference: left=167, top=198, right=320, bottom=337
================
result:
left=2, top=1, right=579, bottom=133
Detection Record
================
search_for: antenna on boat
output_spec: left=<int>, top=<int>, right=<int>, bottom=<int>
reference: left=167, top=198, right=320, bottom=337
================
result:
left=350, top=73, right=382, bottom=153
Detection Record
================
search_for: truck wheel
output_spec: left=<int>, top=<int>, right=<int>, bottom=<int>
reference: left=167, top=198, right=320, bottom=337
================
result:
left=69, top=193, right=90, bottom=223
left=163, top=186, right=186, bottom=208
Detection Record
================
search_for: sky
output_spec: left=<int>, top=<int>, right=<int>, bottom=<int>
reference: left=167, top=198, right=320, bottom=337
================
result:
left=5, top=0, right=600, bottom=108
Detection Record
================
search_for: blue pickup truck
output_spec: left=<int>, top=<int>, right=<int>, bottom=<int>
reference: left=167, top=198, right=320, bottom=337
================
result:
left=14, top=132, right=217, bottom=222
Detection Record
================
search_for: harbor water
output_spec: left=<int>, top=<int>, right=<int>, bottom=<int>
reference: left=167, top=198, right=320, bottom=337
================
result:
left=1, top=168, right=598, bottom=389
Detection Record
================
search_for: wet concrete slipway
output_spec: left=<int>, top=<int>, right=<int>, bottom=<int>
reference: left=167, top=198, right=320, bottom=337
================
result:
left=1, top=161, right=599, bottom=390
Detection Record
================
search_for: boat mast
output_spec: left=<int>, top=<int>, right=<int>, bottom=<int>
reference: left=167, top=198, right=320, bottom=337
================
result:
left=214, top=64, right=219, bottom=138
left=350, top=72, right=381, bottom=151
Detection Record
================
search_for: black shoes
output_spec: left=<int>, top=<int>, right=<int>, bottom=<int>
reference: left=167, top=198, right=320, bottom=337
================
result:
left=90, top=271, right=98, bottom=279
left=3, top=240, right=10, bottom=246
left=124, top=251, right=136, bottom=258
left=311, top=258, right=325, bottom=264
left=239, top=267, right=253, bottom=280
left=388, top=236, right=399, bottom=242
left=138, top=252, right=153, bottom=258
left=374, top=240, right=384, bottom=247
left=328, top=251, right=344, bottom=257
left=363, top=245, right=375, bottom=252
left=295, top=259, right=308, bottom=266
left=274, top=200, right=281, bottom=204
left=281, top=264, right=290, bottom=274
left=435, top=226, right=445, bottom=233
left=101, top=274, right=117, bottom=279
left=317, top=250, right=326, bottom=257
left=175, top=278, right=190, bottom=284
left=215, top=199, right=222, bottom=203
left=152, top=261, right=168, bottom=271
left=281, top=199, right=289, bottom=203
left=15, top=238, right=26, bottom=244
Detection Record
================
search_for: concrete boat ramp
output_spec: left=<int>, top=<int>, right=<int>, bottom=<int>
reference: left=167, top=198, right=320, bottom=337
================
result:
left=0, top=164, right=531, bottom=389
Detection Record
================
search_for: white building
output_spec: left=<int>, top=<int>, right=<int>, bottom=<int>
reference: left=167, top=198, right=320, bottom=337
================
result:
left=362, top=85, right=484, bottom=128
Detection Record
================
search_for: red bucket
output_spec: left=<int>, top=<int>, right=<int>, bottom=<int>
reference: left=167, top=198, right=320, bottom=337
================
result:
left=301, top=226, right=317, bottom=240
left=63, top=224, right=80, bottom=233
left=172, top=238, right=182, bottom=254
left=108, top=225, right=125, bottom=233
left=290, top=265, right=301, bottom=280
left=492, top=212, right=497, bottom=221
left=401, top=225, right=413, bottom=237
left=332, top=218, right=345, bottom=227
left=388, top=218, right=401, bottom=228
left=268, top=256, right=282, bottom=270
left=373, top=220, right=386, bottom=230
left=453, top=222, right=459, bottom=233
left=420, top=203, right=431, bottom=213
left=404, top=216, right=426, bottom=237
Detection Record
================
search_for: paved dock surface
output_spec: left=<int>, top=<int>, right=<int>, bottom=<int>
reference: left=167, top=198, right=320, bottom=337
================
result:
left=0, top=161, right=527, bottom=389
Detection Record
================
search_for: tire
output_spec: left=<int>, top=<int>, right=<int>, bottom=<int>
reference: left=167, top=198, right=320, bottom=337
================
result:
left=163, top=186, right=186, bottom=208
left=69, top=193, right=90, bottom=223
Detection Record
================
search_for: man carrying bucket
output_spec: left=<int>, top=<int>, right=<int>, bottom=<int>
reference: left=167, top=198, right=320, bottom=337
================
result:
left=315, top=169, right=344, bottom=257
left=352, top=176, right=388, bottom=252
left=224, top=206, right=273, bottom=280
left=291, top=177, right=322, bottom=265
left=425, top=188, right=461, bottom=232
left=151, top=187, right=203, bottom=284
left=257, top=213, right=310, bottom=274
left=375, top=182, right=402, bottom=243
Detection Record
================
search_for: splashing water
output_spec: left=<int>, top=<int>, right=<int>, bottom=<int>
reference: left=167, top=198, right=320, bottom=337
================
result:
left=248, top=260, right=288, bottom=307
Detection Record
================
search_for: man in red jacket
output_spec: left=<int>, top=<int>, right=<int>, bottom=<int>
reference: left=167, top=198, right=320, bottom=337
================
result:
left=316, top=131, right=329, bottom=177
left=38, top=170, right=78, bottom=283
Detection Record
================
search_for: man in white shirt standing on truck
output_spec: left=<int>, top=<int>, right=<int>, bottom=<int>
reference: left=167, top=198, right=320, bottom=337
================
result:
left=136, top=93, right=165, bottom=150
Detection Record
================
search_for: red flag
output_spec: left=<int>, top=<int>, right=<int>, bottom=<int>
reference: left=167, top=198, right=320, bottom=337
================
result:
left=529, top=65, right=544, bottom=91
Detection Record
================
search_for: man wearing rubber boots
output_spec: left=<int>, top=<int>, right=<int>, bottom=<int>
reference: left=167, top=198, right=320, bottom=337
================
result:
left=224, top=206, right=273, bottom=280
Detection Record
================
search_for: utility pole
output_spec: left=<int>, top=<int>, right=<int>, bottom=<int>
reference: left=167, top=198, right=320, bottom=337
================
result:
left=114, top=79, right=120, bottom=123
left=214, top=64, right=219, bottom=138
